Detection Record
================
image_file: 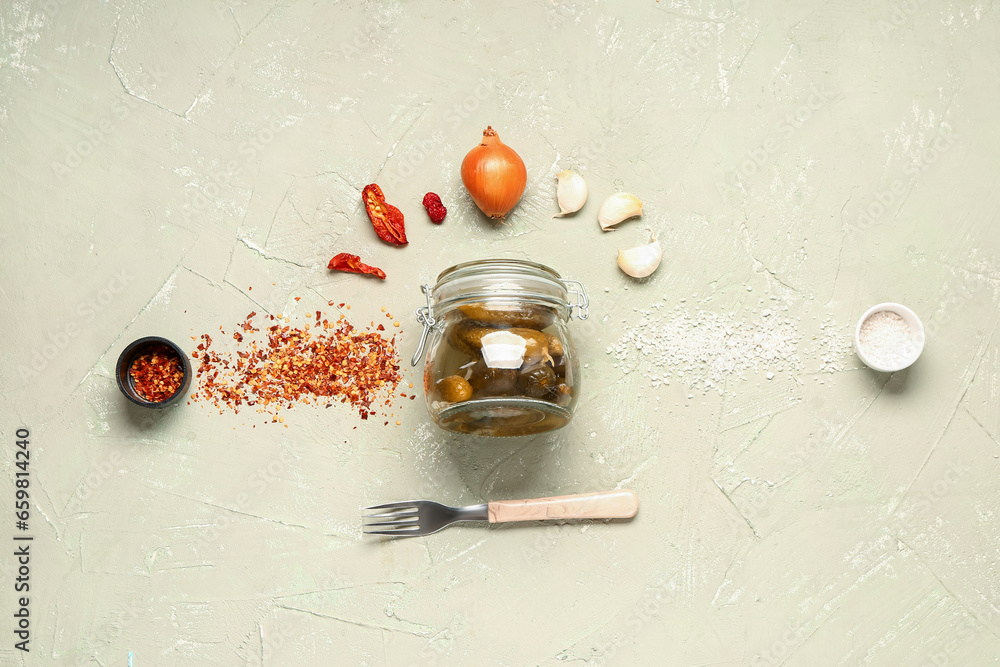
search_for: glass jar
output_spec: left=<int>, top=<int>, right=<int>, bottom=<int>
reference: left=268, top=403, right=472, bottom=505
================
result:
left=412, top=259, right=590, bottom=437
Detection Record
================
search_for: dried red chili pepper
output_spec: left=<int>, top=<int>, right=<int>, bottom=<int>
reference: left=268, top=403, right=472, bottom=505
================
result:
left=422, top=192, right=447, bottom=224
left=328, top=253, right=387, bottom=280
left=362, top=184, right=407, bottom=245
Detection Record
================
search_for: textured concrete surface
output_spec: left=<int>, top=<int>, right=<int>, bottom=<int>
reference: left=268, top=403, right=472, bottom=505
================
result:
left=2, top=1, right=1000, bottom=665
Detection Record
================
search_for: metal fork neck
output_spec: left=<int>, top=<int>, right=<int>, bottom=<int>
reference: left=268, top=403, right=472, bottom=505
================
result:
left=453, top=503, right=489, bottom=522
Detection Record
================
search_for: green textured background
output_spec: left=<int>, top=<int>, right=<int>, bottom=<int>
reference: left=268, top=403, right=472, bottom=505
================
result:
left=1, top=1, right=999, bottom=664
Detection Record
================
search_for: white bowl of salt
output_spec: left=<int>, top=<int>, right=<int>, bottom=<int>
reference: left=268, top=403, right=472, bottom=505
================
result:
left=855, top=303, right=925, bottom=372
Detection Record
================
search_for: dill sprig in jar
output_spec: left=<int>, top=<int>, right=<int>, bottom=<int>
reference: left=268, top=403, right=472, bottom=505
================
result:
left=412, top=259, right=589, bottom=437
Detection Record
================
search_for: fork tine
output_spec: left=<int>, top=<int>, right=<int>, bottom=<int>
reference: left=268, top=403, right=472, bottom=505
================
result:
left=362, top=514, right=419, bottom=524
left=363, top=518, right=420, bottom=528
left=364, top=501, right=420, bottom=511
left=363, top=527, right=422, bottom=536
left=363, top=511, right=418, bottom=521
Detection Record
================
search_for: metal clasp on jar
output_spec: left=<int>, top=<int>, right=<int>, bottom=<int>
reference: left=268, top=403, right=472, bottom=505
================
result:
left=564, top=279, right=590, bottom=320
left=411, top=284, right=435, bottom=367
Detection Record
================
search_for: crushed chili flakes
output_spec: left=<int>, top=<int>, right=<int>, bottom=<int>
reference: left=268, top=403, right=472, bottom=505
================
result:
left=129, top=344, right=184, bottom=402
left=189, top=309, right=406, bottom=423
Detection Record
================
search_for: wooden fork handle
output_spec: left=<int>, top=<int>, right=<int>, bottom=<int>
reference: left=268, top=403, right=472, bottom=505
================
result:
left=487, top=490, right=638, bottom=523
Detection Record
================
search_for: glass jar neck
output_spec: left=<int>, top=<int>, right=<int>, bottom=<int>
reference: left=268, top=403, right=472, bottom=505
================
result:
left=410, top=259, right=589, bottom=367
left=430, top=259, right=572, bottom=317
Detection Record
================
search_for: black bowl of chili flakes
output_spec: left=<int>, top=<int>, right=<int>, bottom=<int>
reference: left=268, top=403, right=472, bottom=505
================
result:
left=116, top=336, right=191, bottom=408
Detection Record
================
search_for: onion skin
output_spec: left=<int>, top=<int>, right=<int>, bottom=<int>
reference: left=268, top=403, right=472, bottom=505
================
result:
left=461, top=126, right=527, bottom=219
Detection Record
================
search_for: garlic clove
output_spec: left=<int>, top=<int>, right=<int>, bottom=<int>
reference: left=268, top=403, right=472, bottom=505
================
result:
left=617, top=236, right=663, bottom=278
left=480, top=330, right=527, bottom=369
left=554, top=169, right=588, bottom=216
left=598, top=192, right=643, bottom=230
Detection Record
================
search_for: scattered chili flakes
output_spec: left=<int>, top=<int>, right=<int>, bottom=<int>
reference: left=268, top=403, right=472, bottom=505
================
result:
left=129, top=344, right=184, bottom=402
left=189, top=308, right=405, bottom=423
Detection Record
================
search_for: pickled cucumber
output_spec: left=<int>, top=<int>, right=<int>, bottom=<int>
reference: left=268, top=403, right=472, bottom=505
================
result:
left=467, top=363, right=518, bottom=397
left=458, top=303, right=556, bottom=329
left=518, top=365, right=557, bottom=398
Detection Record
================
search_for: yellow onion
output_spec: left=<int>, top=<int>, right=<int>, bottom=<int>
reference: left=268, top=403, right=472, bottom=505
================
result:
left=461, top=126, right=527, bottom=219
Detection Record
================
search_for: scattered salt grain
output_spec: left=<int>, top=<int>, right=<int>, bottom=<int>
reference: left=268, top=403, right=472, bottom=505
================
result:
left=609, top=304, right=802, bottom=391
left=805, top=317, right=854, bottom=373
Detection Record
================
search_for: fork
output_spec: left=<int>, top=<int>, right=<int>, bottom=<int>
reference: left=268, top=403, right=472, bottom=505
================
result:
left=362, top=489, right=638, bottom=536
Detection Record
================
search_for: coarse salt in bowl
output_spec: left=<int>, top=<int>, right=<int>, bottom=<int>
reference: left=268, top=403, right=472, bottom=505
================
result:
left=854, top=303, right=925, bottom=373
